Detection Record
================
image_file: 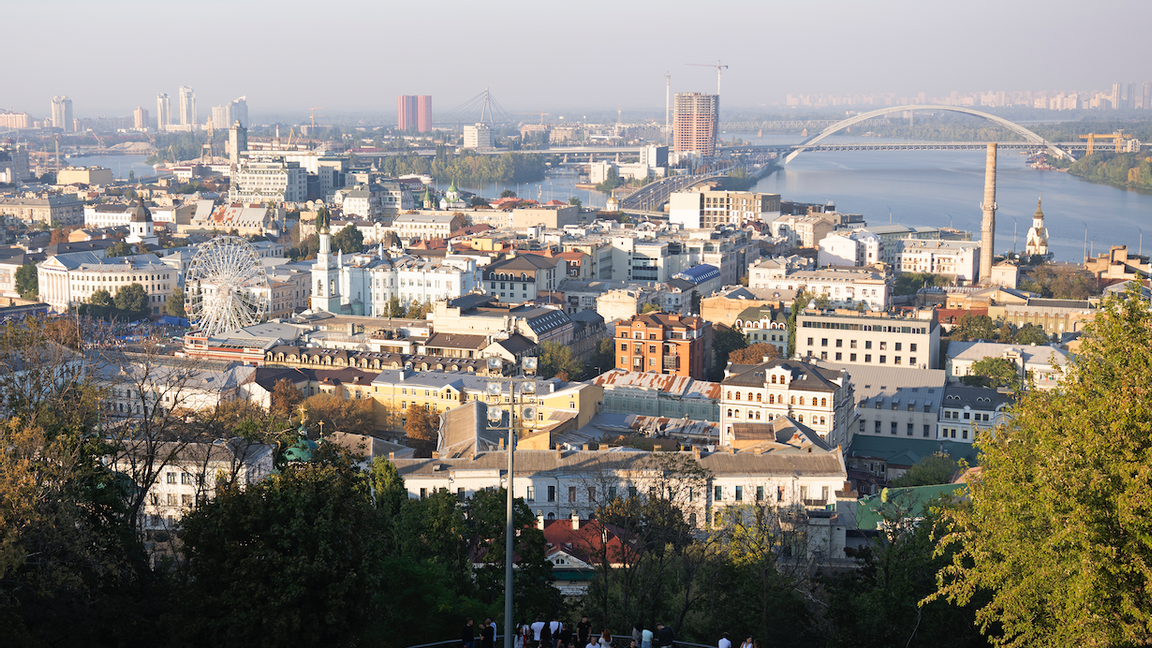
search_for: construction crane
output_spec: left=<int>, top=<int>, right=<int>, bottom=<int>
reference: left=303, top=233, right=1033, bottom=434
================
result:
left=687, top=60, right=728, bottom=96
left=89, top=131, right=106, bottom=150
left=512, top=111, right=549, bottom=124
left=1079, top=130, right=1130, bottom=155
left=309, top=107, right=323, bottom=129
left=287, top=126, right=297, bottom=148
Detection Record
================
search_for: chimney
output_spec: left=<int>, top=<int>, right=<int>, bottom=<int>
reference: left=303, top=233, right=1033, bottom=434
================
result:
left=536, top=510, right=545, bottom=530
left=979, top=143, right=997, bottom=284
left=571, top=509, right=580, bottom=530
left=555, top=447, right=562, bottom=461
left=388, top=452, right=395, bottom=459
left=692, top=446, right=701, bottom=459
left=581, top=444, right=589, bottom=451
left=431, top=451, right=440, bottom=459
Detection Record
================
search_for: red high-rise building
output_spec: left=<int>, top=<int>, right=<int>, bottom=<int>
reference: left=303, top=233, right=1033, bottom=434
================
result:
left=417, top=95, right=432, bottom=133
left=399, top=95, right=432, bottom=132
left=397, top=95, right=418, bottom=131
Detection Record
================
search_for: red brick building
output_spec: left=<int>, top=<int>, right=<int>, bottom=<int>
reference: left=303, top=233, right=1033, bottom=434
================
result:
left=615, top=312, right=711, bottom=379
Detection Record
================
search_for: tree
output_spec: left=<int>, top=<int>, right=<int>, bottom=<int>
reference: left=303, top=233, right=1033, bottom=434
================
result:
left=1010, top=323, right=1048, bottom=346
left=950, top=313, right=997, bottom=342
left=586, top=336, right=615, bottom=377
left=404, top=404, right=437, bottom=454
left=894, top=272, right=951, bottom=296
left=301, top=392, right=375, bottom=436
left=932, top=288, right=1152, bottom=647
left=386, top=295, right=404, bottom=318
left=331, top=224, right=364, bottom=255
left=179, top=449, right=386, bottom=647
left=961, top=356, right=1020, bottom=389
left=49, top=227, right=67, bottom=245
left=113, top=283, right=150, bottom=320
left=14, top=263, right=37, bottom=300
left=270, top=378, right=304, bottom=419
left=728, top=343, right=780, bottom=365
left=710, top=326, right=748, bottom=381
left=405, top=300, right=425, bottom=320
left=539, top=340, right=582, bottom=381
left=469, top=196, right=489, bottom=207
left=105, top=241, right=134, bottom=257
left=569, top=196, right=582, bottom=209
left=641, top=303, right=660, bottom=314
left=501, top=189, right=517, bottom=198
left=893, top=452, right=958, bottom=487
left=165, top=286, right=185, bottom=318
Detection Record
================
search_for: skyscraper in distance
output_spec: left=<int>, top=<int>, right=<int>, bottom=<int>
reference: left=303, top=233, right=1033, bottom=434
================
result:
left=157, top=93, right=171, bottom=131
left=178, top=86, right=196, bottom=126
left=417, top=95, right=432, bottom=133
left=673, top=92, right=719, bottom=157
left=398, top=95, right=418, bottom=131
left=133, top=106, right=149, bottom=130
left=232, top=96, right=248, bottom=128
left=51, top=96, right=73, bottom=132
left=1144, top=82, right=1152, bottom=110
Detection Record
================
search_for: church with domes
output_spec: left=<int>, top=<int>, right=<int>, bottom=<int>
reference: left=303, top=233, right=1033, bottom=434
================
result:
left=125, top=198, right=158, bottom=248
left=1024, top=197, right=1051, bottom=260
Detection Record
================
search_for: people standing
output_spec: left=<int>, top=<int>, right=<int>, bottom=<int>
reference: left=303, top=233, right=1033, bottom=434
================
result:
left=632, top=622, right=643, bottom=648
left=718, top=633, right=731, bottom=648
left=541, top=616, right=554, bottom=648
left=739, top=636, right=753, bottom=648
left=463, top=618, right=476, bottom=648
left=599, top=630, right=613, bottom=648
left=576, top=615, right=591, bottom=648
left=559, top=620, right=573, bottom=648
left=641, top=627, right=653, bottom=648
left=532, top=616, right=546, bottom=648
left=482, top=620, right=495, bottom=648
left=655, top=623, right=675, bottom=648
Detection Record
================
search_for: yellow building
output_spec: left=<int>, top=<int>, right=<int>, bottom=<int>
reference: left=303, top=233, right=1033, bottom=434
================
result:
left=57, top=166, right=115, bottom=186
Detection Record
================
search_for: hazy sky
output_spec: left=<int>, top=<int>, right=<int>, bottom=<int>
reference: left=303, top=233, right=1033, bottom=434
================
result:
left=6, top=0, right=1149, bottom=122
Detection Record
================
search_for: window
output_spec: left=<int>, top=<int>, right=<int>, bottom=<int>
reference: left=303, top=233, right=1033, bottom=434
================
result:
left=527, top=486, right=536, bottom=501
left=569, top=486, right=576, bottom=503
left=963, top=412, right=971, bottom=420
left=181, top=473, right=192, bottom=485
left=756, top=486, right=764, bottom=502
left=620, top=343, right=626, bottom=351
left=458, top=487, right=465, bottom=500
left=894, top=356, right=902, bottom=365
left=588, top=487, right=596, bottom=501
left=895, top=342, right=902, bottom=351
left=166, top=472, right=176, bottom=484
left=835, top=339, right=843, bottom=347
left=865, top=354, right=872, bottom=363
left=547, top=486, right=556, bottom=502
left=419, top=488, right=427, bottom=499
left=865, top=340, right=872, bottom=349
left=907, top=423, right=914, bottom=436
left=963, top=429, right=969, bottom=440
left=850, top=340, right=858, bottom=349
left=714, top=485, right=723, bottom=501
left=909, top=357, right=917, bottom=366
left=820, top=351, right=828, bottom=360
left=850, top=353, right=857, bottom=362
left=181, top=494, right=192, bottom=506
left=923, top=424, right=931, bottom=437
left=628, top=486, right=637, bottom=498
left=879, top=355, right=886, bottom=364
left=821, top=338, right=828, bottom=347
left=166, top=493, right=177, bottom=505
left=910, top=343, right=917, bottom=352
left=735, top=486, right=744, bottom=501
left=891, top=421, right=898, bottom=435
left=835, top=352, right=842, bottom=361
left=807, top=337, right=814, bottom=346
left=880, top=341, right=887, bottom=350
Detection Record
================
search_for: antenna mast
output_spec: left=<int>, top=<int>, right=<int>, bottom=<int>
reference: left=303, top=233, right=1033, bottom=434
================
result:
left=664, top=72, right=671, bottom=145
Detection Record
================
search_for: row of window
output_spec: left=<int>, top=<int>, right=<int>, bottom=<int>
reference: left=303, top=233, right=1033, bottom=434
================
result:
left=726, top=408, right=827, bottom=425
left=863, top=419, right=934, bottom=437
left=943, top=410, right=992, bottom=421
left=809, top=338, right=917, bottom=352
left=726, top=392, right=828, bottom=407
left=416, top=484, right=826, bottom=506
left=801, top=322, right=924, bottom=334
left=818, top=351, right=917, bottom=366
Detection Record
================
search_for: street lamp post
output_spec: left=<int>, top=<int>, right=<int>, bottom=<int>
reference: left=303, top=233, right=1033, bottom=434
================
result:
left=487, top=356, right=538, bottom=648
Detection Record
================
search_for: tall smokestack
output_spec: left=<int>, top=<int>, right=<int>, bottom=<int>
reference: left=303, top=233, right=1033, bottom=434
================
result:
left=979, top=143, right=997, bottom=284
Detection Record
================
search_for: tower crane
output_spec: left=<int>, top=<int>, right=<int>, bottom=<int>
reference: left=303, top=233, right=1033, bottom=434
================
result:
left=310, top=107, right=324, bottom=129
left=1079, top=130, right=1130, bottom=155
left=512, top=111, right=550, bottom=124
left=687, top=60, right=728, bottom=95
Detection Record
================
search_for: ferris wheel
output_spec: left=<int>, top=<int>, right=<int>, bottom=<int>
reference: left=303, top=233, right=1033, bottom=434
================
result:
left=185, top=235, right=270, bottom=338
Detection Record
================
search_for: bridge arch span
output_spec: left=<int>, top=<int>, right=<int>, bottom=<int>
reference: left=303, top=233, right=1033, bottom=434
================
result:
left=782, top=105, right=1070, bottom=164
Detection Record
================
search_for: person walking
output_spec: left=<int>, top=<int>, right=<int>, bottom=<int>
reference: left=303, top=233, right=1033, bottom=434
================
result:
left=463, top=618, right=476, bottom=648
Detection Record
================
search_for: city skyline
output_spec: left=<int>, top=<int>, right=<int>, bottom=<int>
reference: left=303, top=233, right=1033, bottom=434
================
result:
left=3, top=0, right=1148, bottom=119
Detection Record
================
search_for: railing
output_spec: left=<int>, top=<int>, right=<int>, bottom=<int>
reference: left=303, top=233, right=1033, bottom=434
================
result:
left=406, top=634, right=716, bottom=648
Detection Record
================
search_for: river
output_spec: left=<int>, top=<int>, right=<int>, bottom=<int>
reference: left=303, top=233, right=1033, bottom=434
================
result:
left=60, top=154, right=160, bottom=181
left=745, top=135, right=1151, bottom=263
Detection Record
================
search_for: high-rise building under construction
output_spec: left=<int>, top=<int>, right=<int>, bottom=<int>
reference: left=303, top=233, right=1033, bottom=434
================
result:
left=673, top=92, right=719, bottom=157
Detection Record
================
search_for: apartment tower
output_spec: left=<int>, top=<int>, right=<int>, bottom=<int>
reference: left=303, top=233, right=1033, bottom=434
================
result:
left=51, top=96, right=73, bottom=132
left=156, top=93, right=171, bottom=131
left=673, top=92, right=719, bottom=157
left=417, top=95, right=432, bottom=133
left=178, top=86, right=196, bottom=126
left=397, top=95, right=417, bottom=131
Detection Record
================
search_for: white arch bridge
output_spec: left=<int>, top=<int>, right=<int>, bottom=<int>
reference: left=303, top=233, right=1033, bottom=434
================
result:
left=772, top=105, right=1072, bottom=165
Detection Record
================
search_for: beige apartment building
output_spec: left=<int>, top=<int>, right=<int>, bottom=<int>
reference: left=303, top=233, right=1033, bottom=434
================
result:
left=795, top=308, right=941, bottom=370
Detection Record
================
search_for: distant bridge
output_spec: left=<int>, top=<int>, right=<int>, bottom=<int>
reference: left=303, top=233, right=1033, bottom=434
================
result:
left=720, top=118, right=893, bottom=132
left=779, top=105, right=1073, bottom=164
left=722, top=141, right=1092, bottom=155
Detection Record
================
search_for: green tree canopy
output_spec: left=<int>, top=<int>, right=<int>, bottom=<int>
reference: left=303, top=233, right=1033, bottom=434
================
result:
left=331, top=224, right=364, bottom=255
left=180, top=450, right=385, bottom=647
left=710, top=326, right=748, bottom=380
left=165, top=286, right=185, bottom=318
left=105, top=241, right=134, bottom=257
left=539, top=340, right=582, bottom=381
left=893, top=452, right=958, bottom=487
left=933, top=288, right=1152, bottom=647
left=15, top=262, right=37, bottom=300
left=113, top=284, right=149, bottom=320
left=961, top=356, right=1020, bottom=389
left=950, top=313, right=998, bottom=342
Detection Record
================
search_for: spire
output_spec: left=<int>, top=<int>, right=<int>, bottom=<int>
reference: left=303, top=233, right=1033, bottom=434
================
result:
left=1033, top=196, right=1044, bottom=220
left=448, top=178, right=458, bottom=193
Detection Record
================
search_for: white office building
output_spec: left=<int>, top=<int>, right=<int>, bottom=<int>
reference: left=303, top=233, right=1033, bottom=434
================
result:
left=229, top=157, right=308, bottom=204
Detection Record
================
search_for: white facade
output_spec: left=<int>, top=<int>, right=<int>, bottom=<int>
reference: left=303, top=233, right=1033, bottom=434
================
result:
left=390, top=212, right=461, bottom=240
left=895, top=240, right=980, bottom=283
left=719, top=359, right=856, bottom=448
left=178, top=86, right=196, bottom=126
left=84, top=204, right=133, bottom=228
left=229, top=157, right=308, bottom=204
left=463, top=124, right=492, bottom=149
left=818, top=231, right=881, bottom=267
left=311, top=230, right=481, bottom=316
left=749, top=262, right=891, bottom=312
left=1025, top=198, right=1051, bottom=259
left=38, top=252, right=178, bottom=316
left=796, top=309, right=941, bottom=370
left=945, top=341, right=1067, bottom=390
